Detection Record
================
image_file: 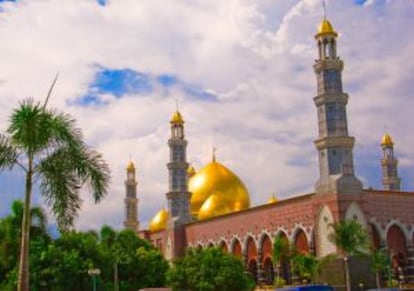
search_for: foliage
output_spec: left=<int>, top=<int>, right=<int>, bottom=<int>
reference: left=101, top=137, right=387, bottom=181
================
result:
left=328, top=220, right=369, bottom=291
left=371, top=248, right=391, bottom=289
left=167, top=247, right=254, bottom=291
left=272, top=234, right=290, bottom=283
left=0, top=98, right=111, bottom=291
left=291, top=253, right=319, bottom=283
left=0, top=204, right=168, bottom=291
left=273, top=277, right=286, bottom=287
left=328, top=220, right=369, bottom=257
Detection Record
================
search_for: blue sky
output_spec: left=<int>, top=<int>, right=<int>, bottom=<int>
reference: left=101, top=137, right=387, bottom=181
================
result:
left=0, top=0, right=413, bottom=231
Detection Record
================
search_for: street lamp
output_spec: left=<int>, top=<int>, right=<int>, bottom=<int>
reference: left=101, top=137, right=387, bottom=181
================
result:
left=88, top=268, right=101, bottom=291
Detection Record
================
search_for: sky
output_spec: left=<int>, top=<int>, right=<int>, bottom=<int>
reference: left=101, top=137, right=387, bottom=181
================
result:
left=0, top=0, right=413, bottom=232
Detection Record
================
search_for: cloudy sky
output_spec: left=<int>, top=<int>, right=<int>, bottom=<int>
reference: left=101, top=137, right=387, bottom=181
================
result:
left=0, top=0, right=413, bottom=232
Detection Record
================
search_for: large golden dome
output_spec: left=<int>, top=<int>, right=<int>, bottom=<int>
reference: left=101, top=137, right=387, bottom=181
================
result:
left=149, top=207, right=169, bottom=232
left=189, top=160, right=250, bottom=219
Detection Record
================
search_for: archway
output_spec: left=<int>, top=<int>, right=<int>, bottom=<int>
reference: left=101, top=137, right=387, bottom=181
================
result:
left=263, top=257, right=274, bottom=285
left=219, top=240, right=228, bottom=253
left=260, top=234, right=273, bottom=284
left=386, top=225, right=407, bottom=273
left=294, top=229, right=309, bottom=254
left=248, top=259, right=258, bottom=282
left=232, top=239, right=242, bottom=258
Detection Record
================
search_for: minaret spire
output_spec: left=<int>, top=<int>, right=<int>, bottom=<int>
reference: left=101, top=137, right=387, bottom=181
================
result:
left=124, top=159, right=139, bottom=231
left=381, top=132, right=401, bottom=191
left=313, top=12, right=362, bottom=195
left=322, top=0, right=327, bottom=20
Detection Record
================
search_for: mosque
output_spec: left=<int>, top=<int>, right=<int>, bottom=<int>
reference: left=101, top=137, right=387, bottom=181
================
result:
left=122, top=15, right=414, bottom=285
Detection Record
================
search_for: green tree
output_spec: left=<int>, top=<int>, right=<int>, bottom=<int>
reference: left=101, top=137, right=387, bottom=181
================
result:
left=328, top=220, right=369, bottom=291
left=0, top=200, right=50, bottom=290
left=291, top=253, right=319, bottom=284
left=371, top=248, right=390, bottom=289
left=272, top=234, right=290, bottom=286
left=0, top=98, right=110, bottom=291
left=99, top=227, right=169, bottom=291
left=167, top=247, right=254, bottom=291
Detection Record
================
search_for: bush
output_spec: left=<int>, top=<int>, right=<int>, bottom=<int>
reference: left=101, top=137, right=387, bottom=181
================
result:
left=273, top=277, right=286, bottom=287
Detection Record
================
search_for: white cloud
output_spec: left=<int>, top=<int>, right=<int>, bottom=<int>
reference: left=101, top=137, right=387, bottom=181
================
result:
left=0, top=0, right=413, bottom=231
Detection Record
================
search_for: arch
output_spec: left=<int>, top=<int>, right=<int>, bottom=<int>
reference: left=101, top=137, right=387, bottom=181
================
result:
left=272, top=231, right=289, bottom=282
left=231, top=238, right=242, bottom=258
left=386, top=224, right=408, bottom=271
left=385, top=219, right=410, bottom=241
left=207, top=241, right=215, bottom=248
left=219, top=240, right=228, bottom=253
left=260, top=233, right=273, bottom=260
left=274, top=228, right=289, bottom=242
left=345, top=201, right=368, bottom=229
left=316, top=204, right=336, bottom=257
left=196, top=243, right=203, bottom=250
left=248, top=259, right=258, bottom=282
left=263, top=257, right=274, bottom=285
left=246, top=236, right=258, bottom=262
left=293, top=228, right=309, bottom=254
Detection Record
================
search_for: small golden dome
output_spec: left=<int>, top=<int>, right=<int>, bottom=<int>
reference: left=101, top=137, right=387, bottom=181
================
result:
left=187, top=164, right=196, bottom=178
left=126, top=160, right=135, bottom=171
left=267, top=194, right=278, bottom=204
left=316, top=19, right=337, bottom=38
left=381, top=133, right=394, bottom=147
left=170, top=111, right=184, bottom=124
left=198, top=193, right=232, bottom=220
left=189, top=160, right=250, bottom=218
left=149, top=207, right=169, bottom=232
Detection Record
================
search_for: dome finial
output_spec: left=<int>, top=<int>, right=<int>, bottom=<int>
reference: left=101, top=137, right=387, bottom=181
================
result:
left=212, top=147, right=217, bottom=162
left=322, top=0, right=327, bottom=20
left=127, top=155, right=135, bottom=171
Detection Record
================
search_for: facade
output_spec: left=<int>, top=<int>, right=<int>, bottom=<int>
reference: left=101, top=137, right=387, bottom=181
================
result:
left=132, top=17, right=414, bottom=284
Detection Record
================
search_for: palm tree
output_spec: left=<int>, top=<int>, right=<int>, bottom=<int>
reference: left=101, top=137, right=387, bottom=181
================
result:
left=272, top=234, right=290, bottom=286
left=0, top=98, right=110, bottom=291
left=328, top=220, right=368, bottom=291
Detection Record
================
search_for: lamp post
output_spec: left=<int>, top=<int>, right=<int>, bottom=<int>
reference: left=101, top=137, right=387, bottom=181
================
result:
left=88, top=268, right=101, bottom=291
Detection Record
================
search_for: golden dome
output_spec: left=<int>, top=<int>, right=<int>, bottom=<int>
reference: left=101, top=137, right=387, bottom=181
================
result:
left=189, top=160, right=250, bottom=218
left=149, top=207, right=169, bottom=232
left=316, top=19, right=337, bottom=38
left=187, top=164, right=196, bottom=178
left=170, top=111, right=184, bottom=124
left=126, top=160, right=135, bottom=171
left=267, top=194, right=278, bottom=204
left=381, top=133, right=394, bottom=147
left=198, top=193, right=232, bottom=220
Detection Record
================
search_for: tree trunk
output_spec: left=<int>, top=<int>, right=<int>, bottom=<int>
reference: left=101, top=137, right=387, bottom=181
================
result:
left=344, top=256, right=351, bottom=291
left=376, top=271, right=381, bottom=290
left=17, top=160, right=33, bottom=291
left=114, top=260, right=119, bottom=291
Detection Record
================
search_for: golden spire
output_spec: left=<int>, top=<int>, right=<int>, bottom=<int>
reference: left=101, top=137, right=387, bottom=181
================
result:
left=315, top=1, right=337, bottom=38
left=267, top=193, right=278, bottom=204
left=381, top=132, right=394, bottom=147
left=126, top=158, right=135, bottom=171
left=187, top=164, right=196, bottom=178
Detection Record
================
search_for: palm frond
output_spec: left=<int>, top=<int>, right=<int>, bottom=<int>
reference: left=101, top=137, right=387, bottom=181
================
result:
left=0, top=134, right=19, bottom=170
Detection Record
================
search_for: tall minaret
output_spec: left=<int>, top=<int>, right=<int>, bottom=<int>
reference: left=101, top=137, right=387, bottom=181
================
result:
left=166, top=110, right=191, bottom=223
left=124, top=160, right=139, bottom=231
left=381, top=133, right=401, bottom=191
left=313, top=16, right=362, bottom=195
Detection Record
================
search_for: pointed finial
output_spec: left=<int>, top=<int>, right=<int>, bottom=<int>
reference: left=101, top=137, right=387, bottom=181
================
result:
left=212, top=147, right=216, bottom=162
left=322, top=0, right=327, bottom=20
left=176, top=99, right=179, bottom=111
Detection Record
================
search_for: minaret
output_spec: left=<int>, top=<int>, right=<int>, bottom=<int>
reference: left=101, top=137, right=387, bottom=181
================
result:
left=313, top=17, right=362, bottom=195
left=381, top=133, right=401, bottom=191
left=123, top=160, right=139, bottom=231
left=166, top=110, right=192, bottom=223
